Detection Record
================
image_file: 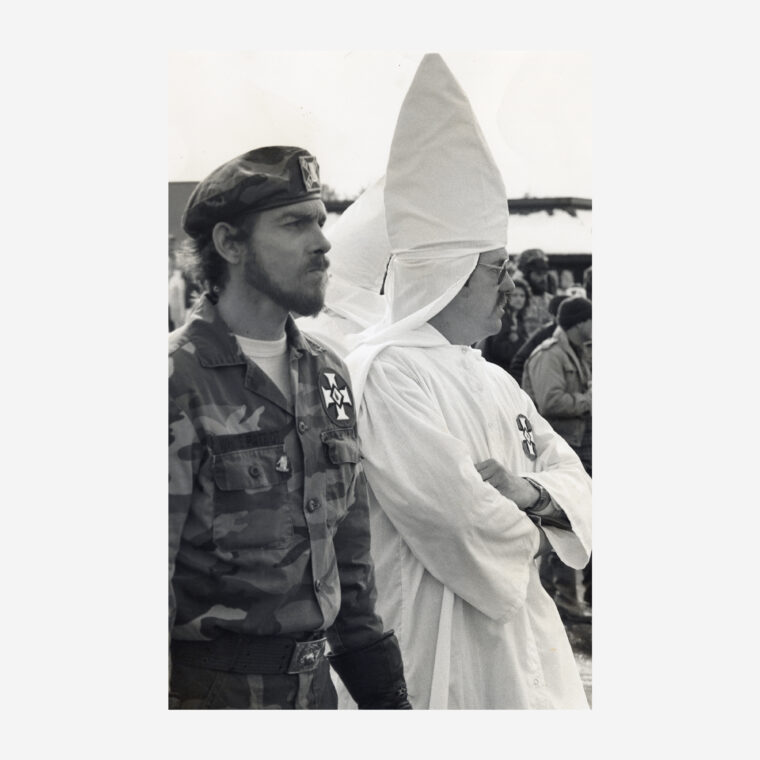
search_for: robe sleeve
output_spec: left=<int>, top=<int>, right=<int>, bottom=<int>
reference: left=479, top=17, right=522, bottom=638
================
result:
left=514, top=391, right=592, bottom=569
left=358, top=358, right=540, bottom=623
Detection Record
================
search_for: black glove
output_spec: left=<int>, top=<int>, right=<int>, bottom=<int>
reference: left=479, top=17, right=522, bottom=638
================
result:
left=328, top=631, right=412, bottom=709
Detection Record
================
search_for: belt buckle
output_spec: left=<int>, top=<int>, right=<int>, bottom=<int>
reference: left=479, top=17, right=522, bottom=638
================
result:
left=287, top=637, right=326, bottom=674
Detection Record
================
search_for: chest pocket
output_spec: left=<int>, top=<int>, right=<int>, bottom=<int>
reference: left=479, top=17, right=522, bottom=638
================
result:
left=562, top=361, right=587, bottom=394
left=562, top=363, right=578, bottom=382
left=321, top=430, right=361, bottom=531
left=210, top=445, right=293, bottom=550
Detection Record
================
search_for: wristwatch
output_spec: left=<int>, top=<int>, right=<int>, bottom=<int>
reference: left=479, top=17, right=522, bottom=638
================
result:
left=523, top=478, right=572, bottom=531
left=524, top=478, right=552, bottom=515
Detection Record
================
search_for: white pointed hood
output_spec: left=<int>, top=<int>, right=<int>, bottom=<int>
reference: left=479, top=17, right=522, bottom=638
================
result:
left=346, top=53, right=509, bottom=402
left=296, top=175, right=392, bottom=356
left=320, top=175, right=390, bottom=327
left=385, top=52, right=508, bottom=258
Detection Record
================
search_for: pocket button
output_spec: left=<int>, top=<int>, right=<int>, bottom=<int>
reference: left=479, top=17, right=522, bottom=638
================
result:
left=248, top=465, right=261, bottom=478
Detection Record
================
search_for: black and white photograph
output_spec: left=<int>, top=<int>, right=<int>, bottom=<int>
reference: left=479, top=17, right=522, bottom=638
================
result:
left=5, top=5, right=757, bottom=756
left=168, top=50, right=592, bottom=711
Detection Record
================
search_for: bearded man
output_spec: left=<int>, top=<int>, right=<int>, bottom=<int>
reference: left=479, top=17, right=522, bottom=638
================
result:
left=168, top=147, right=411, bottom=710
left=517, top=249, right=555, bottom=336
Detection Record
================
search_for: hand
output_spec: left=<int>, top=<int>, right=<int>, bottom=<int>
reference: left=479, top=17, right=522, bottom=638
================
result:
left=475, top=459, right=540, bottom=511
left=328, top=632, right=412, bottom=709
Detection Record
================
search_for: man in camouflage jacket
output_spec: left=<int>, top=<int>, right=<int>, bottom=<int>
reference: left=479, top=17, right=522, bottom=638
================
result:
left=169, top=146, right=411, bottom=709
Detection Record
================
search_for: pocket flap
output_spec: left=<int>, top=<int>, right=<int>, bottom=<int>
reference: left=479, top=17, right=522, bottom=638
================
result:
left=326, top=437, right=360, bottom=465
left=211, top=446, right=285, bottom=491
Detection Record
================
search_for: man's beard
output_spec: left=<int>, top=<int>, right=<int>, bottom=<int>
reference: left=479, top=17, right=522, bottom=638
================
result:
left=243, top=248, right=327, bottom=317
left=530, top=276, right=547, bottom=295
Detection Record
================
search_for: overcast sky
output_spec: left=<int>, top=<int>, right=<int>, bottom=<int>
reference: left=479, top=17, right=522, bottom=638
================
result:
left=169, top=50, right=591, bottom=200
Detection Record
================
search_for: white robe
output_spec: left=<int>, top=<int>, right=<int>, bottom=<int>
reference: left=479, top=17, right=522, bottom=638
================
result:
left=338, top=341, right=591, bottom=709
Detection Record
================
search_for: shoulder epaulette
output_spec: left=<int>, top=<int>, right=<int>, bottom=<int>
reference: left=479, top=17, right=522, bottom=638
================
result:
left=168, top=325, right=192, bottom=356
left=536, top=336, right=558, bottom=352
left=525, top=336, right=558, bottom=363
left=303, top=333, right=327, bottom=353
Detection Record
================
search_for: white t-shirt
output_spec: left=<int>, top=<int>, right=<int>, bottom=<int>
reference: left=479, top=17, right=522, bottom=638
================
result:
left=235, top=334, right=293, bottom=404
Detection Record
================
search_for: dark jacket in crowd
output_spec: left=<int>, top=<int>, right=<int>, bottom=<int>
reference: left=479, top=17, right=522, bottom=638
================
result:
left=509, top=321, right=556, bottom=383
left=508, top=294, right=569, bottom=384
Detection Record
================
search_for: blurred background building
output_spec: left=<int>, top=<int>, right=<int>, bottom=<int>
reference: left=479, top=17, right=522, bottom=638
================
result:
left=168, top=182, right=591, bottom=287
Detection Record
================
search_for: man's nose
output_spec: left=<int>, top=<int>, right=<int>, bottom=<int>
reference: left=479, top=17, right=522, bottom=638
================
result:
left=499, top=272, right=515, bottom=293
left=311, top=226, right=332, bottom=255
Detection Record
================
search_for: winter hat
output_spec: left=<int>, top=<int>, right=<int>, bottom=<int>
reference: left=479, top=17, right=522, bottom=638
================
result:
left=518, top=248, right=549, bottom=274
left=548, top=294, right=568, bottom=317
left=557, top=296, right=592, bottom=330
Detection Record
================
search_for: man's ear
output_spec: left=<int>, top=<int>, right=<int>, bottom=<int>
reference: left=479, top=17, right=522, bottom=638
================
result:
left=212, top=222, right=245, bottom=265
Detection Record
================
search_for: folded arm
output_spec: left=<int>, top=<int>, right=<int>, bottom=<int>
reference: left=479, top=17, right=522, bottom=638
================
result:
left=514, top=392, right=592, bottom=568
left=359, top=360, right=540, bottom=622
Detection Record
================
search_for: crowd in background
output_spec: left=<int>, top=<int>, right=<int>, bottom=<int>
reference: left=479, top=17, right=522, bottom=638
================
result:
left=478, top=248, right=592, bottom=621
left=168, top=236, right=201, bottom=332
left=477, top=248, right=590, bottom=381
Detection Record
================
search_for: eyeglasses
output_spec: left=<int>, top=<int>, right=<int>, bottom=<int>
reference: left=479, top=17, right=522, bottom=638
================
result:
left=477, top=260, right=511, bottom=285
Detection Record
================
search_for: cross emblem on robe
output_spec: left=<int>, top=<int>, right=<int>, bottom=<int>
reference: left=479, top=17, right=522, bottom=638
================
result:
left=516, top=414, right=538, bottom=461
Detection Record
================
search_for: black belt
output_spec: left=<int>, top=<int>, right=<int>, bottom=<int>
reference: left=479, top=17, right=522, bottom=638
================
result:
left=171, top=632, right=327, bottom=675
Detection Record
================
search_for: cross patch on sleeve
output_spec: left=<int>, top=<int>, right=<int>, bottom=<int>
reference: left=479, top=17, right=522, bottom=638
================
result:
left=318, top=370, right=355, bottom=426
left=516, top=414, right=538, bottom=460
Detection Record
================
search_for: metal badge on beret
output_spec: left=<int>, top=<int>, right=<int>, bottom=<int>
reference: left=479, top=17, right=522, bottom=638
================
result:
left=182, top=146, right=323, bottom=236
left=298, top=155, right=321, bottom=191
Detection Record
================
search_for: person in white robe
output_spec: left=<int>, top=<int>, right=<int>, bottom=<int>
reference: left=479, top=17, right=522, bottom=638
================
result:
left=338, top=53, right=592, bottom=709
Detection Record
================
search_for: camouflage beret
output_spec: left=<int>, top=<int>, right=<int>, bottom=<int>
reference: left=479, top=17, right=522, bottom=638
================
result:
left=182, top=146, right=322, bottom=237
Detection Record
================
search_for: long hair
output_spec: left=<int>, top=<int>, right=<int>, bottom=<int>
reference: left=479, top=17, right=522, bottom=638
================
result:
left=175, top=212, right=256, bottom=293
left=509, top=279, right=531, bottom=316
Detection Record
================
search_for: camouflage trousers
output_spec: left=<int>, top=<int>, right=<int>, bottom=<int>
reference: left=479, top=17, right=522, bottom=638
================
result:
left=170, top=657, right=337, bottom=709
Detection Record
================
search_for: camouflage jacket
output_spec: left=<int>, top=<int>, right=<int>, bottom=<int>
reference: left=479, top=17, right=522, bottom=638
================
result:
left=169, top=294, right=384, bottom=655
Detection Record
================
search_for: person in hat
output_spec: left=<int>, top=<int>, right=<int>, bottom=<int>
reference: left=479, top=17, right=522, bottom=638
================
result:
left=168, top=146, right=411, bottom=710
left=522, top=296, right=592, bottom=620
left=518, top=249, right=555, bottom=336
left=522, top=296, right=592, bottom=474
left=339, top=54, right=591, bottom=709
